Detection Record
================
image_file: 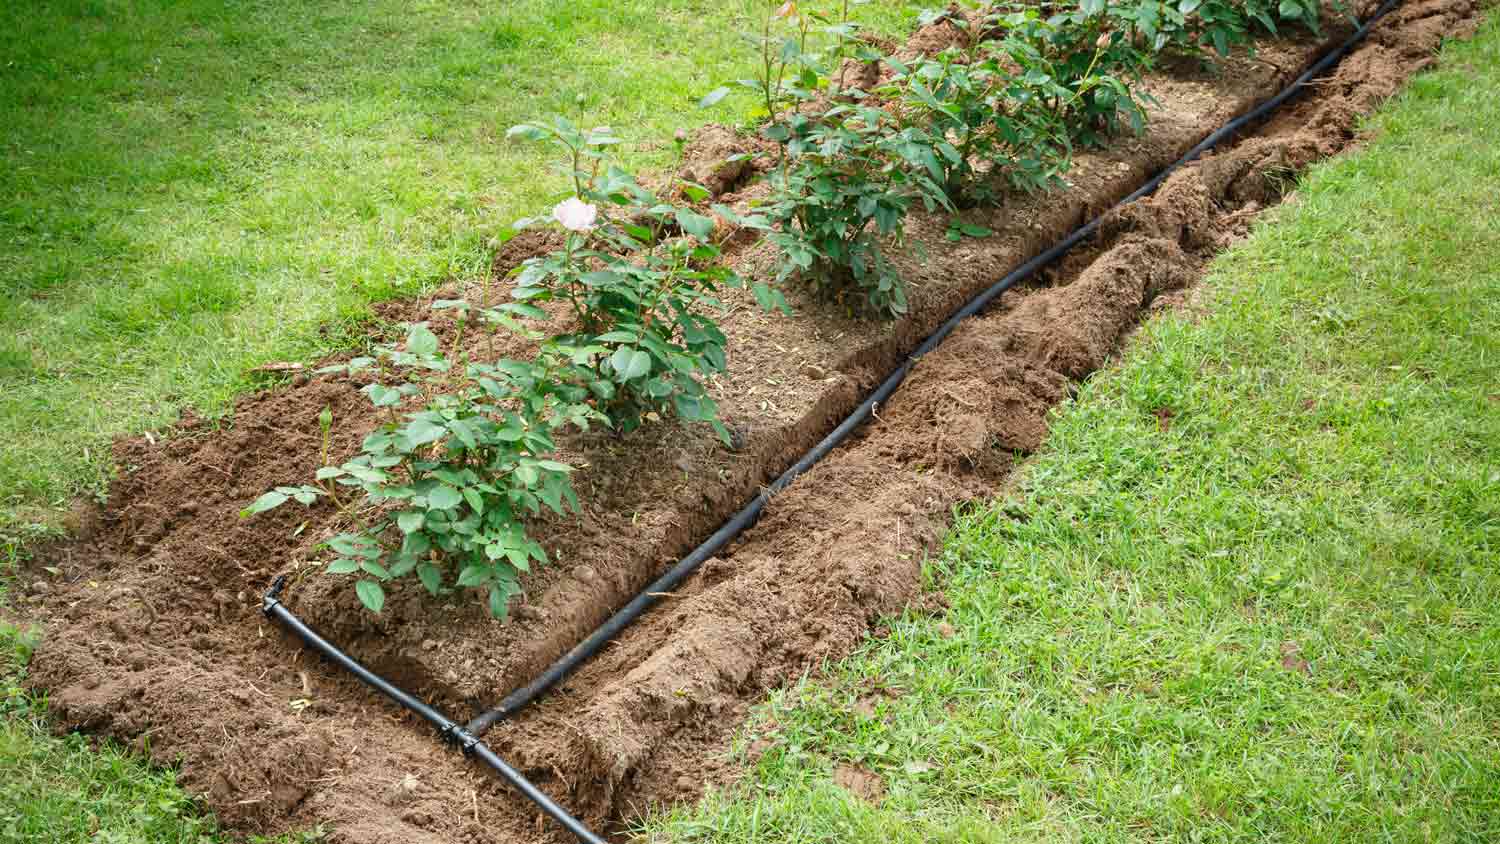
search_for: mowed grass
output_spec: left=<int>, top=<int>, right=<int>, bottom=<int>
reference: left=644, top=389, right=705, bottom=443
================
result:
left=0, top=627, right=325, bottom=843
left=0, top=0, right=924, bottom=539
left=642, top=16, right=1500, bottom=844
left=0, top=1, right=936, bottom=839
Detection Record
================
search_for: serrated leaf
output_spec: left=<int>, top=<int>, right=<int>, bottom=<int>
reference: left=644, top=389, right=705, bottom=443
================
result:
left=698, top=86, right=731, bottom=108
left=354, top=580, right=386, bottom=613
left=326, top=558, right=359, bottom=575
left=418, top=562, right=442, bottom=595
left=446, top=417, right=478, bottom=449
left=463, top=486, right=486, bottom=516
left=396, top=511, right=425, bottom=534
left=594, top=330, right=639, bottom=343
left=488, top=584, right=511, bottom=619
left=506, top=123, right=549, bottom=141
left=241, top=490, right=287, bottom=517
left=610, top=347, right=652, bottom=381
left=388, top=553, right=418, bottom=577
left=360, top=560, right=392, bottom=580
left=675, top=208, right=716, bottom=241
left=401, top=417, right=447, bottom=448
left=428, top=484, right=463, bottom=510
left=405, top=324, right=439, bottom=357
left=456, top=565, right=489, bottom=587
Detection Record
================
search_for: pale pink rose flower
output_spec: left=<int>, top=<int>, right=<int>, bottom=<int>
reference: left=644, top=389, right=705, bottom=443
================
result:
left=553, top=197, right=598, bottom=232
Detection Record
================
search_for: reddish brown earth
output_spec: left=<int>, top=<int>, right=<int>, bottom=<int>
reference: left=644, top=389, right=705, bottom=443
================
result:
left=8, top=2, right=1481, bottom=841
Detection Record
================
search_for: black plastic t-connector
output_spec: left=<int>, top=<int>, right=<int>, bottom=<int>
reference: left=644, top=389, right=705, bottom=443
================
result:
left=262, top=575, right=289, bottom=617
left=440, top=722, right=482, bottom=756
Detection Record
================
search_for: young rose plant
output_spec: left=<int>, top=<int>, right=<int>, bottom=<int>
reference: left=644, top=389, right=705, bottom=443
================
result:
left=244, top=321, right=605, bottom=619
left=504, top=117, right=787, bottom=442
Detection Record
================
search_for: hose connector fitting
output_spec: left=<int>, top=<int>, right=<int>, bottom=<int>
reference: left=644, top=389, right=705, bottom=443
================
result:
left=262, top=575, right=289, bottom=618
left=440, top=722, right=482, bottom=756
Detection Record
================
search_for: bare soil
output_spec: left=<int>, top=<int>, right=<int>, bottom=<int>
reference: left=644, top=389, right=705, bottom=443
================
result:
left=9, top=1, right=1480, bottom=841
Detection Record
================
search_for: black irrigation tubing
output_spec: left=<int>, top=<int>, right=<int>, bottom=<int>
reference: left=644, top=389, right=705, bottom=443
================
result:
left=261, top=577, right=609, bottom=844
left=463, top=0, right=1405, bottom=739
left=261, top=4, right=1402, bottom=841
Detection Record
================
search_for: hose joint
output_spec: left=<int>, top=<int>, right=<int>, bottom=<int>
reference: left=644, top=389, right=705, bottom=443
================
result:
left=441, top=722, right=482, bottom=756
left=262, top=575, right=288, bottom=618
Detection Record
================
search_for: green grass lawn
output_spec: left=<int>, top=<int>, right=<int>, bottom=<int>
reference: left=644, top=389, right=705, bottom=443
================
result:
left=4, top=3, right=1497, bottom=843
left=0, top=1, right=949, bottom=839
left=0, top=0, right=924, bottom=541
left=642, top=16, right=1500, bottom=844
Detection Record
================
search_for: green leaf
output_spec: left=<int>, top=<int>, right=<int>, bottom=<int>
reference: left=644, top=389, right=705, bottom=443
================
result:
left=451, top=483, right=479, bottom=514
left=698, top=86, right=731, bottom=108
left=611, top=347, right=652, bottom=381
left=675, top=208, right=716, bottom=241
left=396, top=511, right=425, bottom=534
left=360, top=560, right=392, bottom=580
left=488, top=584, right=512, bottom=619
left=594, top=330, right=639, bottom=343
left=326, top=558, right=359, bottom=575
left=1278, top=0, right=1303, bottom=17
left=428, top=484, right=463, bottom=510
left=388, top=553, right=418, bottom=577
left=456, top=565, right=489, bottom=587
left=405, top=324, right=440, bottom=357
left=446, top=417, right=478, bottom=449
left=579, top=270, right=623, bottom=287
left=401, top=417, right=447, bottom=447
left=241, top=490, right=287, bottom=517
left=355, top=580, right=386, bottom=613
left=505, top=123, right=549, bottom=141
left=417, top=563, right=442, bottom=595
left=362, top=384, right=402, bottom=408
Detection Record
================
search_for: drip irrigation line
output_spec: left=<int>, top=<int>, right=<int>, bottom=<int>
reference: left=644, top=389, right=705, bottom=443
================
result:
left=259, top=5, right=1401, bottom=841
left=261, top=578, right=608, bottom=844
left=464, top=0, right=1404, bottom=739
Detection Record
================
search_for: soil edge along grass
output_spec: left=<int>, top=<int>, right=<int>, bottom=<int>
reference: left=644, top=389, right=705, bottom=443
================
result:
left=642, top=14, right=1500, bottom=844
left=0, top=0, right=924, bottom=543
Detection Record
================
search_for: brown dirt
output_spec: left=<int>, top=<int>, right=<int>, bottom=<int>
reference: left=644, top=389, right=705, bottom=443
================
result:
left=9, top=2, right=1480, bottom=842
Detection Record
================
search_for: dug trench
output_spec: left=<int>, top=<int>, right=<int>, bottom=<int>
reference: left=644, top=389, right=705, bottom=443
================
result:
left=9, top=1, right=1482, bottom=841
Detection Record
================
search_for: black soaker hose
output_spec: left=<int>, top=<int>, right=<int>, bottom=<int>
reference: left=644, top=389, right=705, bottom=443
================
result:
left=262, top=5, right=1402, bottom=841
left=463, top=0, right=1405, bottom=739
left=261, top=578, right=608, bottom=844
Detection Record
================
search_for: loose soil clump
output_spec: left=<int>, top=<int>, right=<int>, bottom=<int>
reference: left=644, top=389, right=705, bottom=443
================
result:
left=10, top=2, right=1479, bottom=841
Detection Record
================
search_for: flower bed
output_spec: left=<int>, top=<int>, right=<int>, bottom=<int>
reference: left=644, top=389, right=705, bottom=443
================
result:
left=13, top=0, right=1482, bottom=841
